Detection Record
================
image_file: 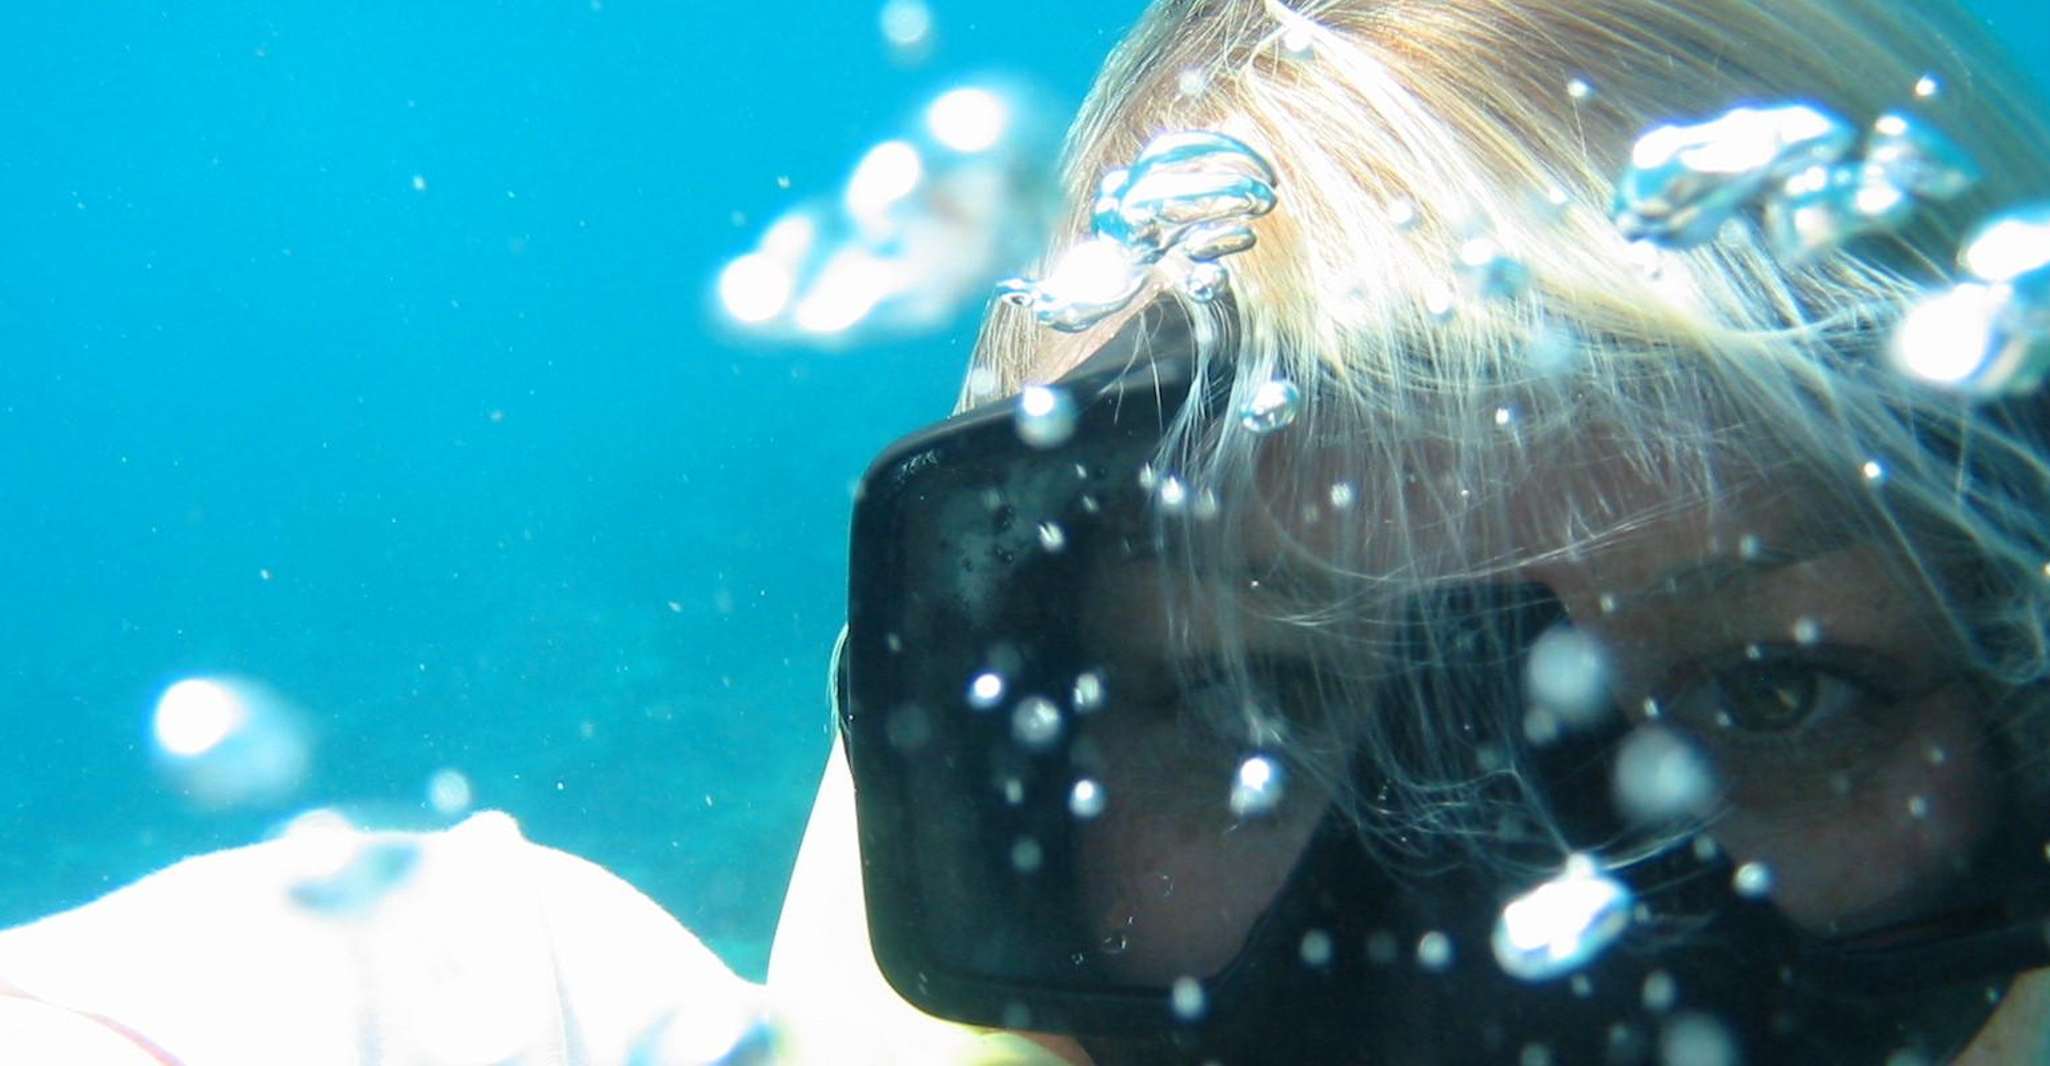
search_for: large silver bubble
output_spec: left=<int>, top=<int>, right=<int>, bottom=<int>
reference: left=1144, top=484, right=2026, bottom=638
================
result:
left=1614, top=103, right=1857, bottom=249
left=1002, top=130, right=1278, bottom=332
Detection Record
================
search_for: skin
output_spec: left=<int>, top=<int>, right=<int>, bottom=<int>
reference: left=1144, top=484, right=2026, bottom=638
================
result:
left=1001, top=330, right=2047, bottom=1060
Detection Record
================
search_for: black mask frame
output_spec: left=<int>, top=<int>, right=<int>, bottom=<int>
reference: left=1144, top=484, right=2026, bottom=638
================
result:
left=837, top=299, right=2050, bottom=1064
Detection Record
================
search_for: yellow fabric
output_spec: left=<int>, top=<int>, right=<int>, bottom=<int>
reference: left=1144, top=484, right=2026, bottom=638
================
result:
left=765, top=746, right=1074, bottom=1066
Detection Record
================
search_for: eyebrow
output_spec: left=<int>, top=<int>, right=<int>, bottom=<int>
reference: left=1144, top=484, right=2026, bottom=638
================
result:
left=1612, top=533, right=1859, bottom=613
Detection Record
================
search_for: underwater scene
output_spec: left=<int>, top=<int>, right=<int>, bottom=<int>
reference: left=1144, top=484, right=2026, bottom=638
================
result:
left=4, top=3, right=2050, bottom=1062
left=0, top=0, right=1142, bottom=979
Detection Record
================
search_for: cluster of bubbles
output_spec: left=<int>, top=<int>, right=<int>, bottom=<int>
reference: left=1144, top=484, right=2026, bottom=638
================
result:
left=1489, top=853, right=1634, bottom=982
left=997, top=130, right=1279, bottom=332
left=1892, top=203, right=2050, bottom=395
left=1613, top=101, right=1977, bottom=259
left=716, top=83, right=1058, bottom=342
left=1613, top=98, right=2050, bottom=396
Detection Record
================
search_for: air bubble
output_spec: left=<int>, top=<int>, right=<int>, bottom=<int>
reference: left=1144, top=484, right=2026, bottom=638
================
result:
left=427, top=769, right=473, bottom=816
left=1072, top=670, right=1106, bottom=712
left=1525, top=624, right=1612, bottom=727
left=1037, top=521, right=1067, bottom=552
left=1328, top=482, right=1355, bottom=508
left=1862, top=459, right=1886, bottom=482
left=1791, top=617, right=1820, bottom=644
left=1011, top=836, right=1044, bottom=872
left=885, top=704, right=932, bottom=750
left=1614, top=102, right=1857, bottom=250
left=1642, top=970, right=1677, bottom=1012
left=1300, top=929, right=1334, bottom=967
left=1011, top=696, right=1062, bottom=749
left=1660, top=1012, right=1737, bottom=1066
left=1566, top=77, right=1594, bottom=100
left=1417, top=931, right=1454, bottom=971
left=1613, top=724, right=1717, bottom=823
left=1003, top=130, right=1276, bottom=332
left=1015, top=385, right=1077, bottom=448
left=1490, top=854, right=1634, bottom=981
left=1456, top=236, right=1530, bottom=299
left=1732, top=861, right=1774, bottom=898
left=1238, top=379, right=1302, bottom=434
left=1069, top=778, right=1107, bottom=819
left=1170, top=976, right=1208, bottom=1020
left=1228, top=754, right=1286, bottom=817
left=152, top=676, right=310, bottom=809
left=967, top=672, right=1005, bottom=709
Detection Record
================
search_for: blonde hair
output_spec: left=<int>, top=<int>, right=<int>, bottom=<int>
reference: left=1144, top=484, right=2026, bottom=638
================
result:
left=961, top=0, right=2050, bottom=869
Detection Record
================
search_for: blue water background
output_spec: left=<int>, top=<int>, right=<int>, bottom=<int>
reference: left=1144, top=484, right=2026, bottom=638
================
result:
left=0, top=1, right=2042, bottom=981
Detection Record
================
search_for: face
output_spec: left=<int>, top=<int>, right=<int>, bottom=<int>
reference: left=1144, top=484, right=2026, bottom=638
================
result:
left=1031, top=377, right=2043, bottom=1061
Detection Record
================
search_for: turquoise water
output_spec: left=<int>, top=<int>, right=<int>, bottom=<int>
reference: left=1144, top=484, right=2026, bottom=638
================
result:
left=0, top=0, right=2042, bottom=986
left=0, top=1, right=1141, bottom=978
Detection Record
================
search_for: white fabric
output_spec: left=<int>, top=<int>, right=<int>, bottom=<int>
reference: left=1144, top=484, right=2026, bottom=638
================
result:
left=0, top=812, right=769, bottom=1066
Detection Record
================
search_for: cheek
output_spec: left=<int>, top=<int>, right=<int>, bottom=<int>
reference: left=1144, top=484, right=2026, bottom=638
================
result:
left=1709, top=692, right=1994, bottom=931
left=1073, top=728, right=1327, bottom=982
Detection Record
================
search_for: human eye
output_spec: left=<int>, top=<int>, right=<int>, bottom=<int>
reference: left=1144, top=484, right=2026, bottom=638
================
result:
left=1655, top=643, right=1905, bottom=768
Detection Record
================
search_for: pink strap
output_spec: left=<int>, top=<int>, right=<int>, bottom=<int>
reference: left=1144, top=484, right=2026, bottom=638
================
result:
left=0, top=978, right=187, bottom=1065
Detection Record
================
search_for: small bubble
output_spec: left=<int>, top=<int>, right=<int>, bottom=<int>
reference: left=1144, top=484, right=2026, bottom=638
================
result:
left=1660, top=1012, right=1737, bottom=1066
left=967, top=671, right=1005, bottom=709
left=1037, top=521, right=1067, bottom=552
left=1300, top=929, right=1334, bottom=967
left=1614, top=725, right=1717, bottom=822
left=1791, top=617, right=1820, bottom=645
left=1011, top=696, right=1063, bottom=748
left=1417, top=930, right=1454, bottom=971
left=1732, top=861, right=1774, bottom=898
left=1862, top=459, right=1886, bottom=483
left=426, top=769, right=473, bottom=816
left=1387, top=198, right=1418, bottom=229
left=1328, top=482, right=1355, bottom=508
left=1642, top=970, right=1677, bottom=1012
left=1279, top=23, right=1314, bottom=60
left=1570, top=973, right=1593, bottom=998
left=878, top=0, right=933, bottom=51
left=1156, top=476, right=1189, bottom=510
left=1016, top=385, right=1078, bottom=449
left=1176, top=68, right=1208, bottom=96
left=1907, top=794, right=1930, bottom=818
left=1422, top=281, right=1458, bottom=321
left=1566, top=76, right=1594, bottom=100
left=966, top=366, right=998, bottom=397
left=1525, top=624, right=1611, bottom=726
left=1494, top=406, right=1514, bottom=426
left=1228, top=754, right=1286, bottom=816
left=884, top=704, right=931, bottom=750
left=1925, top=745, right=1948, bottom=766
left=1737, top=533, right=1763, bottom=560
left=1693, top=835, right=1720, bottom=862
left=1071, top=670, right=1106, bottom=712
left=1069, top=778, right=1107, bottom=818
left=410, top=174, right=428, bottom=192
left=1239, top=379, right=1302, bottom=434
left=1170, top=976, right=1208, bottom=1020
left=1598, top=592, right=1619, bottom=615
left=1457, top=236, right=1530, bottom=299
left=1914, top=73, right=1942, bottom=99
left=1520, top=1045, right=1554, bottom=1066
left=1181, top=260, right=1230, bottom=303
left=1011, top=836, right=1044, bottom=873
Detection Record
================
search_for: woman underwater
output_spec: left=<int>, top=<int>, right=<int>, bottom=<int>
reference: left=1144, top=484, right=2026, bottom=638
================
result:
left=6, top=0, right=2050, bottom=1062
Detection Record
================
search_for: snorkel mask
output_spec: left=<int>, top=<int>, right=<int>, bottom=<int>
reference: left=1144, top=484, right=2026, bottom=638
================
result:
left=834, top=127, right=2050, bottom=1064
